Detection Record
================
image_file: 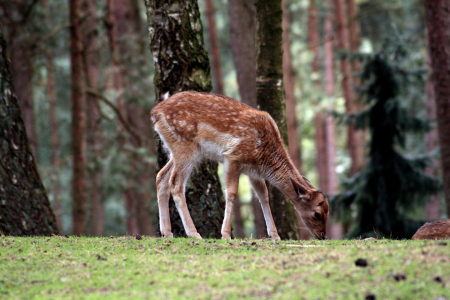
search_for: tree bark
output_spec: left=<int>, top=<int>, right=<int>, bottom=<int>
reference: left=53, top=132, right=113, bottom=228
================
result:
left=46, top=49, right=62, bottom=232
left=9, top=37, right=38, bottom=161
left=256, top=0, right=300, bottom=239
left=324, top=13, right=341, bottom=239
left=228, top=0, right=265, bottom=238
left=308, top=0, right=327, bottom=192
left=0, top=25, right=59, bottom=236
left=425, top=0, right=450, bottom=218
left=334, top=0, right=362, bottom=175
left=145, top=0, right=225, bottom=238
left=83, top=0, right=104, bottom=236
left=282, top=0, right=309, bottom=240
left=424, top=28, right=441, bottom=220
left=69, top=0, right=87, bottom=236
left=282, top=0, right=302, bottom=174
left=205, top=0, right=224, bottom=95
left=113, top=0, right=156, bottom=236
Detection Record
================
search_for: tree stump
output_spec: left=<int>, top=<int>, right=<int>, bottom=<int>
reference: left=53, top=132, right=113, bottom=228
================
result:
left=412, top=220, right=450, bottom=240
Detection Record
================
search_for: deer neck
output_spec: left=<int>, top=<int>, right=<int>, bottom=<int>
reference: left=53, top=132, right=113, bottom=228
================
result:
left=263, top=154, right=303, bottom=200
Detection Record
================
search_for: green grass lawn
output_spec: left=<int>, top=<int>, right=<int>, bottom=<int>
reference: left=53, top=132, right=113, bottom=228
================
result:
left=0, top=236, right=449, bottom=299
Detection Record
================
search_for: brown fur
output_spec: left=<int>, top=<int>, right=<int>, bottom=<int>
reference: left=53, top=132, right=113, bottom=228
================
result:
left=151, top=91, right=329, bottom=239
left=412, top=220, right=450, bottom=240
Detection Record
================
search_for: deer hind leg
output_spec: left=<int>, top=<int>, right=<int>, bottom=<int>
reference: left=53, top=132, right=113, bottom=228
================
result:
left=169, top=159, right=202, bottom=239
left=249, top=177, right=281, bottom=240
left=156, top=158, right=174, bottom=238
left=221, top=161, right=241, bottom=239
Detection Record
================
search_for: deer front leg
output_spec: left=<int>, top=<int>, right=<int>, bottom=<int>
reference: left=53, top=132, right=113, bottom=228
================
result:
left=221, top=161, right=241, bottom=239
left=169, top=162, right=202, bottom=239
left=249, top=178, right=281, bottom=240
left=156, top=158, right=174, bottom=238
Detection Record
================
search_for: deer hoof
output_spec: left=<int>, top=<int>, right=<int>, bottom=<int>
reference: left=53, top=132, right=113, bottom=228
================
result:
left=191, top=232, right=202, bottom=239
left=162, top=232, right=173, bottom=238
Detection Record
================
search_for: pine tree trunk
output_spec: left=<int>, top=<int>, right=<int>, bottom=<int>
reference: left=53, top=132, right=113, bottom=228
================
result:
left=0, top=25, right=59, bottom=236
left=425, top=0, right=450, bottom=219
left=46, top=49, right=62, bottom=232
left=83, top=0, right=104, bottom=236
left=282, top=0, right=308, bottom=239
left=334, top=0, right=362, bottom=176
left=205, top=0, right=224, bottom=95
left=228, top=0, right=265, bottom=238
left=145, top=0, right=225, bottom=238
left=70, top=0, right=88, bottom=236
left=324, top=14, right=342, bottom=239
left=256, top=0, right=300, bottom=240
left=282, top=0, right=302, bottom=174
left=424, top=28, right=441, bottom=220
left=114, top=0, right=156, bottom=236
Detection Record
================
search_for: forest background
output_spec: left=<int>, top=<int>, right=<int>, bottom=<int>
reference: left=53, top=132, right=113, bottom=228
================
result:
left=0, top=0, right=447, bottom=238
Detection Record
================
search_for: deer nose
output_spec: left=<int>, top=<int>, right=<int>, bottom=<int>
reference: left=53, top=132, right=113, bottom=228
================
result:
left=320, top=232, right=327, bottom=240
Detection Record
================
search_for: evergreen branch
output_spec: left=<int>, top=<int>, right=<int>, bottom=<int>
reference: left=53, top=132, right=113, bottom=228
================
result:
left=85, top=88, right=143, bottom=147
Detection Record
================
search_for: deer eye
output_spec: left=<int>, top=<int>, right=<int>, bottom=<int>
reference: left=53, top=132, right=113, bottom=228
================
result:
left=314, top=212, right=321, bottom=220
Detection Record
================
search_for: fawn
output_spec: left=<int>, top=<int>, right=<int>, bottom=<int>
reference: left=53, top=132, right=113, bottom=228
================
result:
left=151, top=91, right=329, bottom=240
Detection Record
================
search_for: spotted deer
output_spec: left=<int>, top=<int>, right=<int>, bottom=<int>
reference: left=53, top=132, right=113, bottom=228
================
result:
left=151, top=91, right=329, bottom=240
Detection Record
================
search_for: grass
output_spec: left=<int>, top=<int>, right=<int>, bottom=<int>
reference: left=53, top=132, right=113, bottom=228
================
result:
left=0, top=236, right=449, bottom=299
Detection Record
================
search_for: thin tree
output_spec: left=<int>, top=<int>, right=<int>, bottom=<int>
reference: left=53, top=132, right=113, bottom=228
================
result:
left=0, top=25, right=59, bottom=236
left=308, top=0, right=327, bottom=192
left=205, top=0, right=224, bottom=95
left=69, top=0, right=88, bottom=235
left=256, top=0, right=300, bottom=239
left=112, top=0, right=156, bottom=236
left=333, top=0, right=363, bottom=175
left=83, top=0, right=104, bottom=236
left=145, top=0, right=225, bottom=238
left=283, top=0, right=309, bottom=239
left=425, top=0, right=450, bottom=218
left=424, top=29, right=441, bottom=220
left=228, top=0, right=265, bottom=238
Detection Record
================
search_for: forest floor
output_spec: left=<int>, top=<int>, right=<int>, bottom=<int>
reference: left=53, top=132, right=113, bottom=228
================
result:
left=0, top=236, right=449, bottom=300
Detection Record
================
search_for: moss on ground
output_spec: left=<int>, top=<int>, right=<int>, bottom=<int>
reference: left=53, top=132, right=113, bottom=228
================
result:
left=0, top=237, right=449, bottom=299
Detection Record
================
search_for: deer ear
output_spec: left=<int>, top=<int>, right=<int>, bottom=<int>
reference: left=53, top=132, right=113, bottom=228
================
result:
left=290, top=177, right=308, bottom=198
left=301, top=176, right=315, bottom=189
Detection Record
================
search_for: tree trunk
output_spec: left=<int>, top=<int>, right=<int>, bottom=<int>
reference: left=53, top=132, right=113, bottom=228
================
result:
left=9, top=33, right=38, bottom=161
left=83, top=0, right=104, bottom=236
left=0, top=25, right=59, bottom=236
left=334, top=0, right=362, bottom=175
left=113, top=0, right=156, bottom=236
left=308, top=0, right=327, bottom=192
left=205, top=0, right=224, bottom=95
left=324, top=13, right=341, bottom=239
left=256, top=0, right=300, bottom=239
left=145, top=0, right=225, bottom=238
left=70, top=0, right=87, bottom=236
left=425, top=0, right=450, bottom=219
left=46, top=49, right=62, bottom=232
left=282, top=0, right=302, bottom=174
left=346, top=0, right=366, bottom=172
left=228, top=0, right=265, bottom=238
left=424, top=28, right=441, bottom=220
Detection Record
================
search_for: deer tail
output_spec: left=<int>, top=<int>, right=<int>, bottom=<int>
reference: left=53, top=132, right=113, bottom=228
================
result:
left=156, top=92, right=171, bottom=104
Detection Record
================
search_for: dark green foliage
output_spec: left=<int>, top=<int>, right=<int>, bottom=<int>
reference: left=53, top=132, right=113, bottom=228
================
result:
left=334, top=49, right=441, bottom=239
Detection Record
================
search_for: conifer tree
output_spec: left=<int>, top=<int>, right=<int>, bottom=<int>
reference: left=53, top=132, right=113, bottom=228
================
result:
left=334, top=49, right=441, bottom=239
